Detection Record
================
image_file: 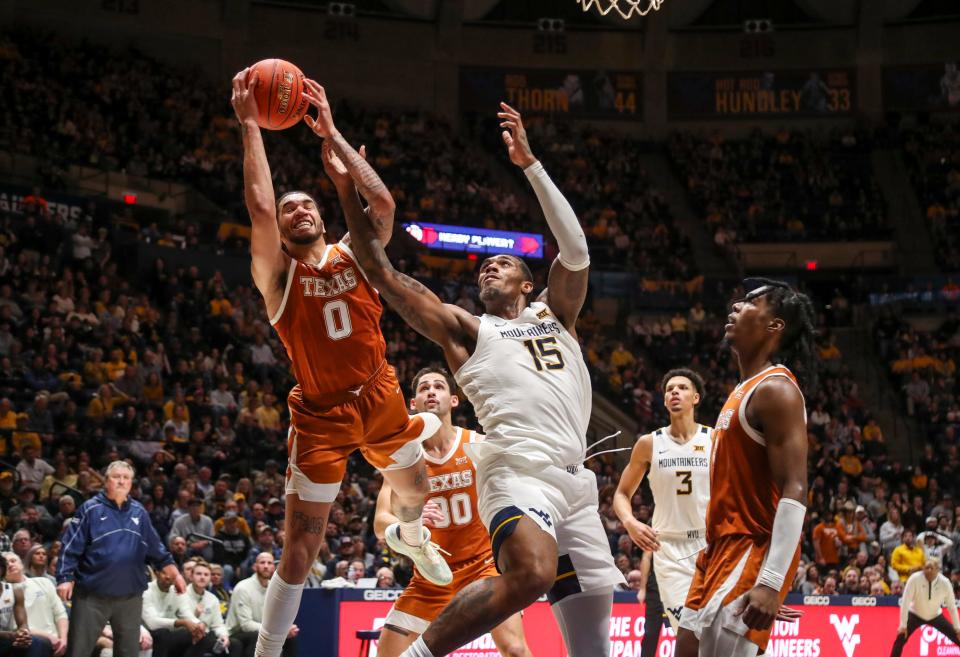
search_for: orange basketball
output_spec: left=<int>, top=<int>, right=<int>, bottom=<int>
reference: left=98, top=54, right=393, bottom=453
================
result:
left=250, top=58, right=309, bottom=130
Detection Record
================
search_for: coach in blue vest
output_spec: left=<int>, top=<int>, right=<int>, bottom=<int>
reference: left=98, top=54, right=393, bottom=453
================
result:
left=57, top=461, right=186, bottom=657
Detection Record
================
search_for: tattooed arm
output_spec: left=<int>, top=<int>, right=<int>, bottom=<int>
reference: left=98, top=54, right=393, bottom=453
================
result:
left=304, top=80, right=394, bottom=244
left=346, top=211, right=477, bottom=369
left=320, top=140, right=394, bottom=246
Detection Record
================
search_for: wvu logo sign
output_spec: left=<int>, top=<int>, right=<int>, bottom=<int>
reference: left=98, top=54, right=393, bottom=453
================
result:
left=693, top=444, right=705, bottom=453
left=829, top=614, right=860, bottom=657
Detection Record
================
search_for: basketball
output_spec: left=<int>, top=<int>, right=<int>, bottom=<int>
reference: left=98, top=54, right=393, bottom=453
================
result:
left=250, top=58, right=309, bottom=130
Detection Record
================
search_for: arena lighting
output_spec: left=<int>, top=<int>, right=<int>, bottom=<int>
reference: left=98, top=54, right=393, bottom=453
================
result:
left=805, top=260, right=818, bottom=271
left=743, top=18, right=774, bottom=33
left=328, top=2, right=356, bottom=17
left=537, top=17, right=565, bottom=32
left=403, top=222, right=544, bottom=259
left=122, top=193, right=137, bottom=205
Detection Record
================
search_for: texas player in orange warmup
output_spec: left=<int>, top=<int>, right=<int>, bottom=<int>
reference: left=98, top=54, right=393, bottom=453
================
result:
left=374, top=367, right=532, bottom=657
left=231, top=69, right=451, bottom=657
left=676, top=280, right=814, bottom=657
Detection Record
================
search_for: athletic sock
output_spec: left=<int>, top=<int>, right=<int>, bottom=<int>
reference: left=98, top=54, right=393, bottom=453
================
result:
left=399, top=517, right=424, bottom=547
left=255, top=573, right=304, bottom=657
left=400, top=636, right=436, bottom=657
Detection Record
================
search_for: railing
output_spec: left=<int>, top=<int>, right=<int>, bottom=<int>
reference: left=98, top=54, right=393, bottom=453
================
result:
left=738, top=249, right=798, bottom=270
left=851, top=247, right=898, bottom=270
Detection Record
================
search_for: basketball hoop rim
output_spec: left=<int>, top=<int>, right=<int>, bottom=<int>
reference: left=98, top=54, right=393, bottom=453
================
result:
left=576, top=0, right=665, bottom=20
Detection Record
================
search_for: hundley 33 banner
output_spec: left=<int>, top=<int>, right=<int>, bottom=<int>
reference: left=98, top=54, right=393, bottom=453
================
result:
left=667, top=69, right=856, bottom=120
left=337, top=597, right=958, bottom=657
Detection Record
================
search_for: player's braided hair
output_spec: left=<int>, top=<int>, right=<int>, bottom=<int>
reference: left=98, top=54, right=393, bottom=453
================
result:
left=746, top=278, right=818, bottom=388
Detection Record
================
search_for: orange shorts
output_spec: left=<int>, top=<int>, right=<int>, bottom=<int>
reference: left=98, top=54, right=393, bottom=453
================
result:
left=681, top=534, right=799, bottom=653
left=285, top=363, right=440, bottom=503
left=385, top=552, right=499, bottom=633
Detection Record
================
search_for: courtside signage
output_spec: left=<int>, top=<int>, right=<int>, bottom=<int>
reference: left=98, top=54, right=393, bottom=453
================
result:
left=335, top=600, right=946, bottom=657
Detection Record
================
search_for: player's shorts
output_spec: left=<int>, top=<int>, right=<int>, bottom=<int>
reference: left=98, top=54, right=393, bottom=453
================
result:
left=478, top=458, right=625, bottom=603
left=284, top=362, right=440, bottom=503
left=680, top=534, right=799, bottom=655
left=653, top=532, right=706, bottom=629
left=384, top=552, right=499, bottom=634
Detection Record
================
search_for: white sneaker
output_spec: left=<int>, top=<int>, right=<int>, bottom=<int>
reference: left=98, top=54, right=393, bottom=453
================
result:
left=385, top=523, right=453, bottom=586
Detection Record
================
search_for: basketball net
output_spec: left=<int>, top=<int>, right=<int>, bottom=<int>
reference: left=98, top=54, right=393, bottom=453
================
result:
left=576, top=0, right=664, bottom=19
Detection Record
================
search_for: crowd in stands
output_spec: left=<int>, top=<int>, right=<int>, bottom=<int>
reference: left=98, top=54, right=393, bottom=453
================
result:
left=6, top=30, right=960, bottom=656
left=668, top=128, right=888, bottom=252
left=874, top=310, right=959, bottom=431
left=529, top=122, right=697, bottom=279
left=2, top=27, right=700, bottom=285
left=901, top=122, right=960, bottom=270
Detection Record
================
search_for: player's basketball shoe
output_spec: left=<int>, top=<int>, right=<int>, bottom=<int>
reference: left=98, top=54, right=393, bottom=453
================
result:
left=385, top=523, right=453, bottom=585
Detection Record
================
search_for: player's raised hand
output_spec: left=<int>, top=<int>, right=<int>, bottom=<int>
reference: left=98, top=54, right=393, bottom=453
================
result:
left=498, top=102, right=538, bottom=169
left=736, top=584, right=780, bottom=631
left=302, top=79, right=338, bottom=138
left=421, top=500, right=445, bottom=527
left=231, top=68, right=259, bottom=124
left=322, top=140, right=365, bottom=188
left=625, top=518, right=661, bottom=552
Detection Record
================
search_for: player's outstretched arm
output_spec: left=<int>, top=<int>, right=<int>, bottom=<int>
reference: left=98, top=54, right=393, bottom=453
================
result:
left=613, top=434, right=660, bottom=552
left=230, top=68, right=285, bottom=293
left=738, top=377, right=808, bottom=631
left=302, top=80, right=394, bottom=244
left=498, top=102, right=589, bottom=333
left=319, top=140, right=393, bottom=248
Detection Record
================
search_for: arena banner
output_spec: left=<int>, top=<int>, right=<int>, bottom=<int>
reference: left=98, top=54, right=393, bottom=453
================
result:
left=0, top=183, right=88, bottom=222
left=403, top=221, right=544, bottom=259
left=329, top=591, right=949, bottom=657
left=667, top=69, right=856, bottom=119
left=459, top=66, right=642, bottom=119
left=884, top=63, right=960, bottom=112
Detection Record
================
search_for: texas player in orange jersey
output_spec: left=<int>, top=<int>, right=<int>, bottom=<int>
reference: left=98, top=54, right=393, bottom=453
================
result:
left=373, top=367, right=533, bottom=657
left=230, top=70, right=452, bottom=657
left=676, top=279, right=815, bottom=657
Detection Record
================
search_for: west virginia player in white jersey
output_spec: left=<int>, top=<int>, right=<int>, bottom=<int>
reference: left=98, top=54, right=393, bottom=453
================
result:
left=338, top=100, right=623, bottom=657
left=614, top=369, right=711, bottom=655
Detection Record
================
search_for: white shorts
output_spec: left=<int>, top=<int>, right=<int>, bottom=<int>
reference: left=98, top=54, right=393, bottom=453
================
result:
left=653, top=534, right=705, bottom=629
left=478, top=458, right=625, bottom=602
left=691, top=611, right=759, bottom=657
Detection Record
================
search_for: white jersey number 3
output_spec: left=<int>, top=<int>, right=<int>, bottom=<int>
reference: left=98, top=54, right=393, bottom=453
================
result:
left=323, top=299, right=353, bottom=340
left=429, top=493, right=473, bottom=529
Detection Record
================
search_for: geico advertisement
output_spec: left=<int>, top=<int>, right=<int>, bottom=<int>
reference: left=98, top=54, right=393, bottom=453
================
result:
left=338, top=600, right=959, bottom=657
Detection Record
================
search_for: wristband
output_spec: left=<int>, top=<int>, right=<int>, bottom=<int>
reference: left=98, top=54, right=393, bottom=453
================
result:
left=756, top=497, right=806, bottom=591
